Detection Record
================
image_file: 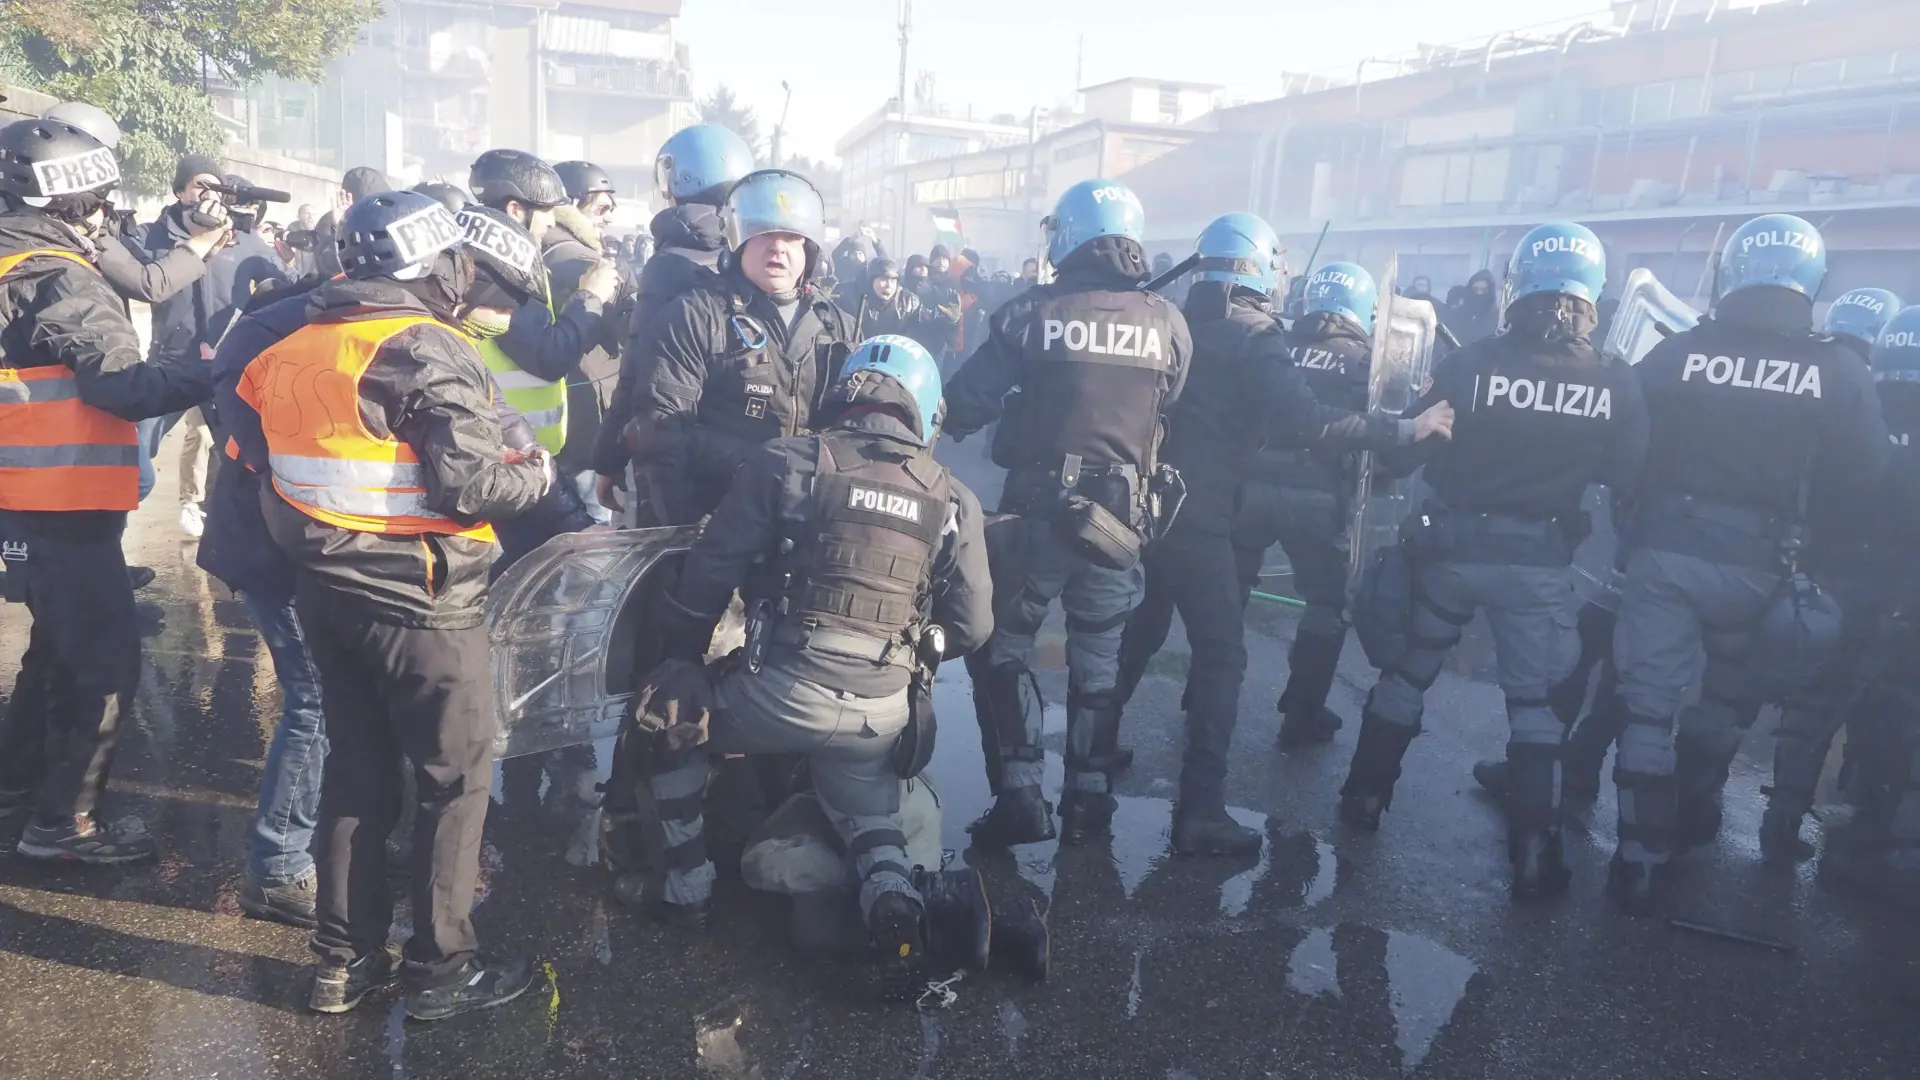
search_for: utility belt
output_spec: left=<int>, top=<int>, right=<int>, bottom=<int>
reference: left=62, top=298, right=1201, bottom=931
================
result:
left=1005, top=456, right=1186, bottom=572
left=1396, top=503, right=1584, bottom=567
left=1629, top=495, right=1795, bottom=571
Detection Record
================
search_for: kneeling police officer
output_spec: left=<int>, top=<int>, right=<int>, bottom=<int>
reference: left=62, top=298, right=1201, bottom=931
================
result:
left=1337, top=223, right=1648, bottom=905
left=633, top=334, right=992, bottom=999
left=1608, top=214, right=1885, bottom=914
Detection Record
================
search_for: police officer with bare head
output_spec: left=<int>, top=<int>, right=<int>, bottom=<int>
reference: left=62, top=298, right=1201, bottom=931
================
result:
left=0, top=117, right=211, bottom=862
left=943, top=178, right=1191, bottom=847
left=1112, top=216, right=1452, bottom=856
left=1608, top=214, right=1886, bottom=915
left=1336, top=223, right=1648, bottom=905
left=241, top=189, right=552, bottom=1019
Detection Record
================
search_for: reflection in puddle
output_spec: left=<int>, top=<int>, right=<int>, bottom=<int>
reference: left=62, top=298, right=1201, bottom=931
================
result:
left=999, top=1000, right=1029, bottom=1056
left=1305, top=839, right=1338, bottom=907
left=1385, top=930, right=1479, bottom=1071
left=383, top=1000, right=409, bottom=1079
left=1285, top=927, right=1340, bottom=999
left=1126, top=943, right=1146, bottom=1019
left=1110, top=796, right=1173, bottom=898
left=913, top=1013, right=942, bottom=1080
left=695, top=1013, right=749, bottom=1075
left=1218, top=807, right=1272, bottom=917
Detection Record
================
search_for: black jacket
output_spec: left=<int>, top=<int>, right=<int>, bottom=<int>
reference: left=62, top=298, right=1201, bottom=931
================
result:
left=594, top=203, right=729, bottom=480
left=0, top=210, right=210, bottom=538
left=671, top=408, right=993, bottom=695
left=1167, top=289, right=1407, bottom=535
left=841, top=285, right=958, bottom=352
left=145, top=205, right=290, bottom=368
left=1633, top=299, right=1884, bottom=523
left=535, top=206, right=621, bottom=473
left=257, top=277, right=548, bottom=628
left=1389, top=330, right=1648, bottom=521
left=1246, top=309, right=1379, bottom=496
left=944, top=258, right=1191, bottom=508
left=1443, top=270, right=1501, bottom=347
left=618, top=266, right=855, bottom=525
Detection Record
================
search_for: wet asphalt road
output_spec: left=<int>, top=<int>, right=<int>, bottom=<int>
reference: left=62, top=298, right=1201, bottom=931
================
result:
left=2, top=437, right=1918, bottom=1080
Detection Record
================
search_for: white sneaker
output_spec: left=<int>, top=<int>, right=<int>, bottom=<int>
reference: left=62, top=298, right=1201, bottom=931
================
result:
left=178, top=503, right=205, bottom=538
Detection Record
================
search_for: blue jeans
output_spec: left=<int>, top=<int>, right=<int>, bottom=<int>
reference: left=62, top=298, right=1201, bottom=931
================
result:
left=242, top=591, right=328, bottom=886
left=573, top=470, right=613, bottom=526
left=135, top=412, right=184, bottom=503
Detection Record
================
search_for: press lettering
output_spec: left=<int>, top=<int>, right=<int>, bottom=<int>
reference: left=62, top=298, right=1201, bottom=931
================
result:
left=1041, top=319, right=1164, bottom=361
left=32, top=147, right=119, bottom=196
left=847, top=486, right=922, bottom=523
left=388, top=206, right=463, bottom=264
left=1680, top=353, right=1822, bottom=398
left=456, top=210, right=540, bottom=275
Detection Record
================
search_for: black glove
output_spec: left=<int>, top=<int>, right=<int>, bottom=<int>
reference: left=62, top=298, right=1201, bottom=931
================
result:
left=633, top=657, right=714, bottom=750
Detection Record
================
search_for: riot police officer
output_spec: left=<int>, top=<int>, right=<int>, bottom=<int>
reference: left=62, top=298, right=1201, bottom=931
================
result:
left=1822, top=287, right=1902, bottom=360
left=1238, top=261, right=1383, bottom=746
left=1337, top=223, right=1648, bottom=905
left=943, top=178, right=1191, bottom=846
left=593, top=124, right=756, bottom=518
left=1111, top=217, right=1451, bottom=856
left=631, top=335, right=992, bottom=999
left=1800, top=305, right=1920, bottom=907
left=1609, top=213, right=1886, bottom=914
left=617, top=169, right=856, bottom=526
left=1764, top=300, right=1914, bottom=870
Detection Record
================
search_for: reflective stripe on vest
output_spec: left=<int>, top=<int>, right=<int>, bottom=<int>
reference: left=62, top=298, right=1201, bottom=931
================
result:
left=477, top=292, right=566, bottom=453
left=236, top=314, right=497, bottom=542
left=0, top=249, right=140, bottom=513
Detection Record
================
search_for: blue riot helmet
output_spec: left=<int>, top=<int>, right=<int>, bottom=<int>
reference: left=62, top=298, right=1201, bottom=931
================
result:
left=1192, top=212, right=1284, bottom=295
left=656, top=123, right=756, bottom=206
left=1715, top=213, right=1826, bottom=304
left=1823, top=287, right=1902, bottom=353
left=721, top=169, right=827, bottom=254
left=1869, top=305, right=1920, bottom=384
left=1043, top=178, right=1146, bottom=267
left=1303, top=261, right=1380, bottom=335
left=839, top=334, right=944, bottom=442
left=1506, top=222, right=1607, bottom=310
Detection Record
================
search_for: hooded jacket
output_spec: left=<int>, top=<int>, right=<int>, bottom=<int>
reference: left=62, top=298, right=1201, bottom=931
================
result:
left=144, top=203, right=291, bottom=368
left=1444, top=269, right=1502, bottom=347
left=541, top=204, right=624, bottom=474
left=0, top=210, right=211, bottom=538
left=595, top=203, right=729, bottom=479
left=254, top=276, right=548, bottom=628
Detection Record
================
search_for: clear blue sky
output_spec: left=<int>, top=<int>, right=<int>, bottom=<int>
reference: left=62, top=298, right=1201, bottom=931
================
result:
left=678, top=0, right=1629, bottom=161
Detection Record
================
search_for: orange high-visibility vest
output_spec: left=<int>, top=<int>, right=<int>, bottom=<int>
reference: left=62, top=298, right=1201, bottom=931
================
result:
left=0, top=249, right=141, bottom=513
left=237, top=315, right=497, bottom=542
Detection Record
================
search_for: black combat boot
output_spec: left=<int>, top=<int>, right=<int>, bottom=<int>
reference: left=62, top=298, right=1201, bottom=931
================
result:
left=1172, top=804, right=1262, bottom=857
left=1471, top=758, right=1512, bottom=797
left=968, top=784, right=1056, bottom=847
left=1058, top=790, right=1116, bottom=845
left=1338, top=710, right=1418, bottom=832
left=1507, top=742, right=1571, bottom=903
left=1510, top=827, right=1572, bottom=904
left=912, top=867, right=992, bottom=974
left=1673, top=730, right=1733, bottom=852
left=869, top=892, right=929, bottom=1003
left=1759, top=804, right=1815, bottom=862
left=1605, top=855, right=1661, bottom=918
left=1277, top=630, right=1347, bottom=747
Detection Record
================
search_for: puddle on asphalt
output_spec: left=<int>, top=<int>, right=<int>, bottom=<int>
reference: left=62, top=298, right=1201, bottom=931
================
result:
left=1384, top=930, right=1480, bottom=1071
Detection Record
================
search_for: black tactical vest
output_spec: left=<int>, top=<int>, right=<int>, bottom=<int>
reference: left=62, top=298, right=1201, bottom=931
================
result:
left=1009, top=285, right=1179, bottom=475
left=698, top=287, right=850, bottom=451
left=775, top=430, right=950, bottom=649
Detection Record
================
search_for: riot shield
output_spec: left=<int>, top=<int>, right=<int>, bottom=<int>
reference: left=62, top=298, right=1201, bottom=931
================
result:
left=1348, top=265, right=1439, bottom=582
left=488, top=526, right=700, bottom=759
left=1602, top=268, right=1700, bottom=366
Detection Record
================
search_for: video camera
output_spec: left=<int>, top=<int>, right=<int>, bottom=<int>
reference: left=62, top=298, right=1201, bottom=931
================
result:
left=205, top=181, right=291, bottom=209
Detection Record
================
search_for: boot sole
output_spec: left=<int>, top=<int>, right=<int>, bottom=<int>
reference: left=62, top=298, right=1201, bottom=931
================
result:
left=16, top=841, right=156, bottom=864
left=405, top=974, right=535, bottom=1022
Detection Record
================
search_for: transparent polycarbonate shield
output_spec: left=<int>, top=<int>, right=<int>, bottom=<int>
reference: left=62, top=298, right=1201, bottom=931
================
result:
left=1570, top=483, right=1624, bottom=614
left=1349, top=282, right=1439, bottom=581
left=1602, top=268, right=1700, bottom=366
left=488, top=526, right=699, bottom=759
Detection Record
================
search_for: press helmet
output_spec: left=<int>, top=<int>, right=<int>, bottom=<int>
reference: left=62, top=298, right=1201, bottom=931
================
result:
left=41, top=101, right=121, bottom=152
left=337, top=189, right=465, bottom=282
left=0, top=119, right=120, bottom=219
left=553, top=160, right=616, bottom=206
left=468, top=149, right=568, bottom=210
left=454, top=204, right=549, bottom=306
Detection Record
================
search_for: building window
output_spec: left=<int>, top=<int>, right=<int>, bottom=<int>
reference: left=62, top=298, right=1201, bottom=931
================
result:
left=1795, top=59, right=1845, bottom=89
left=1671, top=78, right=1706, bottom=119
left=1847, top=52, right=1896, bottom=83
left=1599, top=87, right=1633, bottom=128
left=1158, top=85, right=1181, bottom=123
left=1748, top=65, right=1792, bottom=94
left=1633, top=82, right=1674, bottom=124
left=1895, top=51, right=1920, bottom=76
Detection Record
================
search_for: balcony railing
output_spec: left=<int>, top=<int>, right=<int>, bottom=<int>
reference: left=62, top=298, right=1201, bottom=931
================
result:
left=544, top=59, right=691, bottom=99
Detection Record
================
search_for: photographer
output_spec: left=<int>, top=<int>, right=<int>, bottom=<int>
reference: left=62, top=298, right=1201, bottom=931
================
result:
left=143, top=158, right=291, bottom=536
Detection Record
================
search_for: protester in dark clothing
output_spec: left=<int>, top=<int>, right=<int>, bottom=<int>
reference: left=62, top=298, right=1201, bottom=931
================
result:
left=843, top=258, right=958, bottom=351
left=309, top=166, right=391, bottom=280
left=1446, top=269, right=1502, bottom=345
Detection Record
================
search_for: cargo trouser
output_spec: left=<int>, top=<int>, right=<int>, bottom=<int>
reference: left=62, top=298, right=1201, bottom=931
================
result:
left=648, top=659, right=917, bottom=921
